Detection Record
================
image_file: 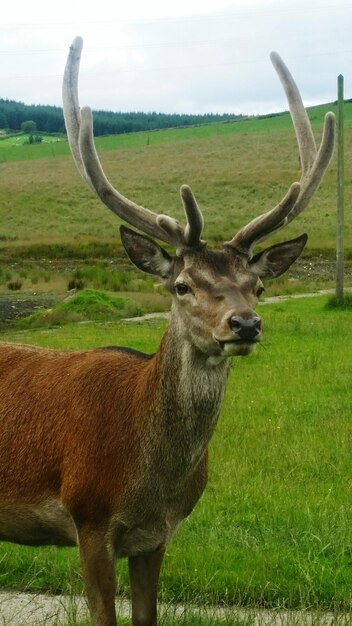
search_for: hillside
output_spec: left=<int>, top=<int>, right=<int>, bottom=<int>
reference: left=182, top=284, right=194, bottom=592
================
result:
left=0, top=100, right=349, bottom=252
left=0, top=97, right=243, bottom=136
left=1, top=100, right=350, bottom=165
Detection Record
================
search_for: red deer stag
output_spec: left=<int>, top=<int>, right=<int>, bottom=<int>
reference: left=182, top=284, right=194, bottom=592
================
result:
left=0, top=37, right=334, bottom=626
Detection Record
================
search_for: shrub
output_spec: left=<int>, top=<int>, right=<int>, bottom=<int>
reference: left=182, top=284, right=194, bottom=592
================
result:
left=7, top=279, right=22, bottom=291
left=67, top=278, right=85, bottom=291
left=21, top=120, right=37, bottom=134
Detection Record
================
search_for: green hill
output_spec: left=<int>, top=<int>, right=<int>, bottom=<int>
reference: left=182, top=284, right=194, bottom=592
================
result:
left=0, top=99, right=350, bottom=265
left=1, top=100, right=350, bottom=164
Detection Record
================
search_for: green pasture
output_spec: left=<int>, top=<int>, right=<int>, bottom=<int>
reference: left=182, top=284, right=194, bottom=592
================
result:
left=0, top=133, right=66, bottom=147
left=0, top=100, right=351, bottom=268
left=0, top=101, right=350, bottom=165
left=0, top=132, right=67, bottom=161
left=1, top=295, right=352, bottom=612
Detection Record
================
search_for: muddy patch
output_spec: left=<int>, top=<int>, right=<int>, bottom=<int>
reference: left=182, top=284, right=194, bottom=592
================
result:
left=0, top=295, right=58, bottom=322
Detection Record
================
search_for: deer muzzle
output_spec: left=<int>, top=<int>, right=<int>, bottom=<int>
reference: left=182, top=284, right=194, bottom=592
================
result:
left=229, top=315, right=262, bottom=342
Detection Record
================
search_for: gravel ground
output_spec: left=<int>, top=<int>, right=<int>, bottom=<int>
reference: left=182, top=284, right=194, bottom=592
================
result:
left=1, top=591, right=352, bottom=626
left=0, top=295, right=57, bottom=322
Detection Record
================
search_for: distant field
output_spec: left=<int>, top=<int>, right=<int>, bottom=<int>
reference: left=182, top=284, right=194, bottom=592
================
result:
left=0, top=133, right=68, bottom=161
left=0, top=101, right=350, bottom=164
left=0, top=100, right=351, bottom=304
left=0, top=103, right=350, bottom=253
left=0, top=133, right=66, bottom=147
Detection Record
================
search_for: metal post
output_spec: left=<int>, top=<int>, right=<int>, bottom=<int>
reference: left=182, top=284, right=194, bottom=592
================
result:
left=336, top=74, right=344, bottom=301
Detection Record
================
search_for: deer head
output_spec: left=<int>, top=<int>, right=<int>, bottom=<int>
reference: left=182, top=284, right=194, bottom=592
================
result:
left=63, top=38, right=335, bottom=361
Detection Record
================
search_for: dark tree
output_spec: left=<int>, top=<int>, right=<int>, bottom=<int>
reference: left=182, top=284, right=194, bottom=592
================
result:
left=21, top=120, right=37, bottom=133
left=0, top=97, right=245, bottom=136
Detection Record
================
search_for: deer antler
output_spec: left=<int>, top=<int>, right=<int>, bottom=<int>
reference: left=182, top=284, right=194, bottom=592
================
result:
left=62, top=37, right=204, bottom=251
left=225, top=52, right=335, bottom=254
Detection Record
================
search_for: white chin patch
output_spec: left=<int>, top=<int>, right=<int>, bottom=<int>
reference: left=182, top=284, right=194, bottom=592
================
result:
left=206, top=341, right=257, bottom=366
left=222, top=342, right=256, bottom=357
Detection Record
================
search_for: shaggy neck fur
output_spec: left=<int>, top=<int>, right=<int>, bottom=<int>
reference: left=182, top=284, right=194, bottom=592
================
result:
left=143, top=308, right=230, bottom=487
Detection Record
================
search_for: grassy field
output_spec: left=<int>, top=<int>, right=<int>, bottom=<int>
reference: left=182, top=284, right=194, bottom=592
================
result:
left=0, top=102, right=351, bottom=256
left=0, top=100, right=351, bottom=310
left=0, top=295, right=352, bottom=613
left=0, top=101, right=351, bottom=164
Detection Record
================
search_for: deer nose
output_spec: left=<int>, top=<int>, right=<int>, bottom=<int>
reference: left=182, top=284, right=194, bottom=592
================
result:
left=229, top=315, right=262, bottom=341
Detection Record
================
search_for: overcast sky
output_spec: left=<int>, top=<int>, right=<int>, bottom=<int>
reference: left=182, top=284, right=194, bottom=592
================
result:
left=1, top=0, right=351, bottom=115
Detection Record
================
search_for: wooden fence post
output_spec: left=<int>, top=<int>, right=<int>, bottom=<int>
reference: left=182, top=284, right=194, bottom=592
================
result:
left=336, top=73, right=344, bottom=301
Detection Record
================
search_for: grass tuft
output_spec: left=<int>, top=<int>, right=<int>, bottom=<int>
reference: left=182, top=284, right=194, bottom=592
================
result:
left=325, top=294, right=352, bottom=310
left=7, top=279, right=22, bottom=291
left=15, top=289, right=144, bottom=328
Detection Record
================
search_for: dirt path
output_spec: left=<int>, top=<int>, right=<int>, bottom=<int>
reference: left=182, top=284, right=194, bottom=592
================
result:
left=1, top=591, right=352, bottom=626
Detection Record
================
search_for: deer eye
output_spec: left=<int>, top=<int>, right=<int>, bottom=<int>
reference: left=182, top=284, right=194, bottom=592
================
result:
left=256, top=285, right=265, bottom=298
left=175, top=283, right=191, bottom=296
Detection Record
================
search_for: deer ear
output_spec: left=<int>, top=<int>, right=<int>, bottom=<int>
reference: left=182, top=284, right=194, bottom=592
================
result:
left=120, top=225, right=173, bottom=278
left=249, top=233, right=307, bottom=279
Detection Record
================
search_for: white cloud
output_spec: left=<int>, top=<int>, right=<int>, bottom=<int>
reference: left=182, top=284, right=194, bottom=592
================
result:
left=0, top=0, right=351, bottom=113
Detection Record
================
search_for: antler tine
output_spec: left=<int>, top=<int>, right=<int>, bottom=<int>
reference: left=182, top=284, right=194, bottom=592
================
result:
left=282, top=110, right=335, bottom=220
left=224, top=182, right=301, bottom=253
left=270, top=52, right=317, bottom=173
left=78, top=105, right=185, bottom=246
left=227, top=52, right=335, bottom=254
left=62, top=36, right=94, bottom=192
left=62, top=37, right=204, bottom=251
left=181, top=185, right=205, bottom=247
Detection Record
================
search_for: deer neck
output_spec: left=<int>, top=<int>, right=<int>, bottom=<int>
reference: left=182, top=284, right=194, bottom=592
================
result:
left=144, top=307, right=230, bottom=480
left=160, top=310, right=229, bottom=416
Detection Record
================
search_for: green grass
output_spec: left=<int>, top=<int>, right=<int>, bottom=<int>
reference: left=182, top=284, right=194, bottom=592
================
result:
left=0, top=101, right=351, bottom=165
left=0, top=132, right=66, bottom=147
left=1, top=296, right=352, bottom=611
left=0, top=133, right=67, bottom=162
left=326, top=293, right=352, bottom=310
left=0, top=116, right=348, bottom=256
left=0, top=99, right=351, bottom=269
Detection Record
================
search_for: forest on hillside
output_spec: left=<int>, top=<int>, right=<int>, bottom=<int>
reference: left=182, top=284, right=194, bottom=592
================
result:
left=0, top=98, right=244, bottom=136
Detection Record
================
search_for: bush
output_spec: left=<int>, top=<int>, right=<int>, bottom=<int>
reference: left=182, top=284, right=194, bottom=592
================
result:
left=21, top=120, right=37, bottom=134
left=67, top=278, right=85, bottom=291
left=24, top=134, right=42, bottom=145
left=7, top=279, right=22, bottom=291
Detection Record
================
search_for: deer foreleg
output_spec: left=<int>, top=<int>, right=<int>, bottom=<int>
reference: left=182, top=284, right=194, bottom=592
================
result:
left=78, top=525, right=117, bottom=626
left=128, top=548, right=165, bottom=626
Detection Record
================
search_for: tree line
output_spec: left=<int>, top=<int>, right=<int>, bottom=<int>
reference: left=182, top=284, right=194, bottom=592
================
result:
left=0, top=98, right=244, bottom=136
